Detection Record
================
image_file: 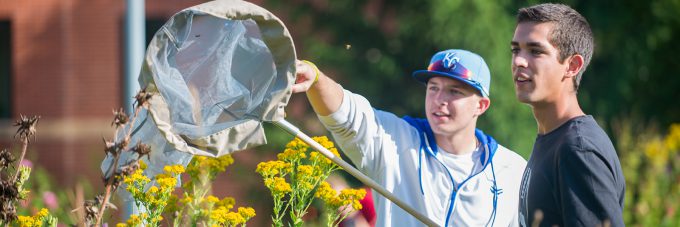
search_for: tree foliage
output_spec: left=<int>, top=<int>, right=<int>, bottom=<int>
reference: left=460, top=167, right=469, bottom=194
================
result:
left=262, top=0, right=680, bottom=158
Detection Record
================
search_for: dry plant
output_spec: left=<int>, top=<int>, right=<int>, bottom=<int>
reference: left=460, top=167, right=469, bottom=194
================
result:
left=1, top=115, right=57, bottom=226
left=82, top=87, right=153, bottom=226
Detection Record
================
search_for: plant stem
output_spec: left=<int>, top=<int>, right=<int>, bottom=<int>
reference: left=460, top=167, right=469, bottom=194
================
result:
left=94, top=154, right=121, bottom=226
left=94, top=106, right=142, bottom=226
left=12, top=138, right=28, bottom=182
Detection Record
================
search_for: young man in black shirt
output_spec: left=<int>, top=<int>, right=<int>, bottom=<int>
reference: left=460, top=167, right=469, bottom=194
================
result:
left=510, top=3, right=625, bottom=227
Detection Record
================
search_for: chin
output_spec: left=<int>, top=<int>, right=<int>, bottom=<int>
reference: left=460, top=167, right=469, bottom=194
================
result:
left=515, top=92, right=535, bottom=104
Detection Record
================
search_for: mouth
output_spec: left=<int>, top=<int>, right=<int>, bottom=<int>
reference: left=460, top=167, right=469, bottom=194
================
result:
left=514, top=73, right=532, bottom=84
left=431, top=111, right=450, bottom=120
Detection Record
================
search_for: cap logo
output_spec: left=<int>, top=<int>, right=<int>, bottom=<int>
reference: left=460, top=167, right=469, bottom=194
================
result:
left=442, top=52, right=460, bottom=69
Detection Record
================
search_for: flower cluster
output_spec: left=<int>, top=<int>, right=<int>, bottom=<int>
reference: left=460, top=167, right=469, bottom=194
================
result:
left=617, top=123, right=680, bottom=225
left=123, top=160, right=184, bottom=226
left=15, top=208, right=57, bottom=227
left=185, top=155, right=235, bottom=182
left=153, top=155, right=255, bottom=227
left=209, top=206, right=256, bottom=226
left=257, top=136, right=355, bottom=227
left=315, top=181, right=367, bottom=226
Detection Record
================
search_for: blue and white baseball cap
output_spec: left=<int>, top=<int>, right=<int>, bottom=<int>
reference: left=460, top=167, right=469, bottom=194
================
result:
left=412, top=49, right=491, bottom=97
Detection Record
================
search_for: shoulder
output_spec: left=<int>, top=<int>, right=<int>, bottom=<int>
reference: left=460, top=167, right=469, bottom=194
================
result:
left=492, top=145, right=527, bottom=169
left=557, top=116, right=617, bottom=159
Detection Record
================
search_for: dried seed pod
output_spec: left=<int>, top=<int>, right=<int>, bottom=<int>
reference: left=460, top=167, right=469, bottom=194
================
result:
left=103, top=138, right=118, bottom=156
left=13, top=115, right=40, bottom=142
left=0, top=149, right=15, bottom=170
left=111, top=108, right=129, bottom=128
left=132, top=143, right=151, bottom=160
left=0, top=201, right=17, bottom=223
left=134, top=87, right=153, bottom=108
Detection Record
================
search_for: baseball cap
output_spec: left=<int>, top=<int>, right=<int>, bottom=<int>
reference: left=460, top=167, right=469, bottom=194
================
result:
left=412, top=49, right=491, bottom=97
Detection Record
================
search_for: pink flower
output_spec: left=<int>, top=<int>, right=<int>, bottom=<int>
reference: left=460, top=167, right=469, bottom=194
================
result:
left=43, top=191, right=58, bottom=209
left=20, top=159, right=33, bottom=168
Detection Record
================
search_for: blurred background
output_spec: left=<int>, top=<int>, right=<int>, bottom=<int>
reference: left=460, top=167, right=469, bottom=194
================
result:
left=0, top=0, right=678, bottom=226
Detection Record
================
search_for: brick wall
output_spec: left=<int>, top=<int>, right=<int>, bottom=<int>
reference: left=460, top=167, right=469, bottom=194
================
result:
left=0, top=1, right=306, bottom=225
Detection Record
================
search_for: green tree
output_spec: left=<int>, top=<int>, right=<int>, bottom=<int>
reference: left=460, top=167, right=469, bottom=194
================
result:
left=269, top=0, right=536, bottom=156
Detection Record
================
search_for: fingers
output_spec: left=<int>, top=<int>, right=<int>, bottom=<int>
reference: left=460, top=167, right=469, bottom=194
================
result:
left=292, top=60, right=317, bottom=93
left=291, top=82, right=309, bottom=93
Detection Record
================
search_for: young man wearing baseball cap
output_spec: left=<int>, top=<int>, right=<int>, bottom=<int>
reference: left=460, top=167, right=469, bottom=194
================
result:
left=293, top=49, right=526, bottom=226
left=511, top=3, right=625, bottom=227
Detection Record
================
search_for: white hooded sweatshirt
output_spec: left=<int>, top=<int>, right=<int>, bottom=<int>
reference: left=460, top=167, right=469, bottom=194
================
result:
left=318, top=90, right=526, bottom=226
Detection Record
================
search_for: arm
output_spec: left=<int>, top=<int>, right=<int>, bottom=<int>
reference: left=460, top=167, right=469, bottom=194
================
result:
left=292, top=60, right=343, bottom=116
left=291, top=60, right=404, bottom=175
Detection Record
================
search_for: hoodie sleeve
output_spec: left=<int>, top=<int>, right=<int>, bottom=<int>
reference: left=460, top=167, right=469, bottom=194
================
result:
left=317, top=89, right=397, bottom=176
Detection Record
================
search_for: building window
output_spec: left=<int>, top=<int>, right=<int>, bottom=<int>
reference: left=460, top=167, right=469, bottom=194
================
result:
left=119, top=17, right=168, bottom=108
left=0, top=20, right=12, bottom=118
left=146, top=18, right=167, bottom=46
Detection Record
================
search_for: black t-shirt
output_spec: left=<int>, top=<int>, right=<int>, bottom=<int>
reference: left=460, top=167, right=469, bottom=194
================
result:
left=518, top=115, right=625, bottom=227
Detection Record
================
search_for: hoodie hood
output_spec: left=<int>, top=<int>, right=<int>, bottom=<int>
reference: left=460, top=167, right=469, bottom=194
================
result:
left=403, top=116, right=498, bottom=163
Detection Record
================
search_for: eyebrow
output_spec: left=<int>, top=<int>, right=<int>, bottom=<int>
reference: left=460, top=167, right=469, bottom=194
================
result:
left=511, top=41, right=548, bottom=49
left=427, top=81, right=466, bottom=89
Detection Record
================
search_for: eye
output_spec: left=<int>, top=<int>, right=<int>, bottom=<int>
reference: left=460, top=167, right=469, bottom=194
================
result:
left=427, top=86, right=439, bottom=92
left=448, top=88, right=463, bottom=95
left=511, top=47, right=520, bottom=54
left=531, top=49, right=544, bottom=55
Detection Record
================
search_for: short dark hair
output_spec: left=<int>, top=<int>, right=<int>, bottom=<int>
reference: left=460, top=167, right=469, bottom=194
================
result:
left=517, top=3, right=594, bottom=91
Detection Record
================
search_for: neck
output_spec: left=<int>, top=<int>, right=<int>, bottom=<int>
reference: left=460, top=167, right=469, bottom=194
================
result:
left=531, top=93, right=585, bottom=134
left=435, top=127, right=478, bottom=155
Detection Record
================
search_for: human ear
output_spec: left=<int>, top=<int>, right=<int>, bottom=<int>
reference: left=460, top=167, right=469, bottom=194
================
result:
left=476, top=97, right=491, bottom=116
left=565, top=54, right=584, bottom=79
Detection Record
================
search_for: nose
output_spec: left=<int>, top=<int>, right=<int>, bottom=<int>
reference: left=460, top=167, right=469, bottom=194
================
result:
left=433, top=92, right=448, bottom=106
left=512, top=53, right=528, bottom=69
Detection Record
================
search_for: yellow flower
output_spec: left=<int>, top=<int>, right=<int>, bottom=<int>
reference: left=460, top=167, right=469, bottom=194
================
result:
left=37, top=208, right=49, bottom=219
left=156, top=176, right=177, bottom=189
left=186, top=156, right=205, bottom=176
left=277, top=147, right=307, bottom=162
left=148, top=186, right=159, bottom=194
left=139, top=159, right=147, bottom=170
left=665, top=124, right=680, bottom=152
left=208, top=155, right=235, bottom=173
left=217, top=197, right=235, bottom=209
left=204, top=195, right=220, bottom=203
left=237, top=207, right=256, bottom=220
left=224, top=212, right=245, bottom=225
left=644, top=139, right=666, bottom=167
left=152, top=215, right=164, bottom=223
left=339, top=188, right=367, bottom=210
left=186, top=155, right=234, bottom=181
left=315, top=181, right=337, bottom=203
left=286, top=137, right=308, bottom=150
left=116, top=223, right=127, bottom=227
left=17, top=215, right=35, bottom=227
left=309, top=136, right=340, bottom=171
left=256, top=161, right=291, bottom=178
left=210, top=206, right=229, bottom=223
left=124, top=169, right=150, bottom=185
left=180, top=195, right=193, bottom=204
left=164, top=164, right=185, bottom=175
left=127, top=214, right=142, bottom=226
left=264, top=177, right=292, bottom=196
left=297, top=165, right=314, bottom=176
left=313, top=136, right=336, bottom=150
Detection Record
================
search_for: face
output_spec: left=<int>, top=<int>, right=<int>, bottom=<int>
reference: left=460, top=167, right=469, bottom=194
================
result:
left=511, top=22, right=571, bottom=105
left=425, top=77, right=489, bottom=136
